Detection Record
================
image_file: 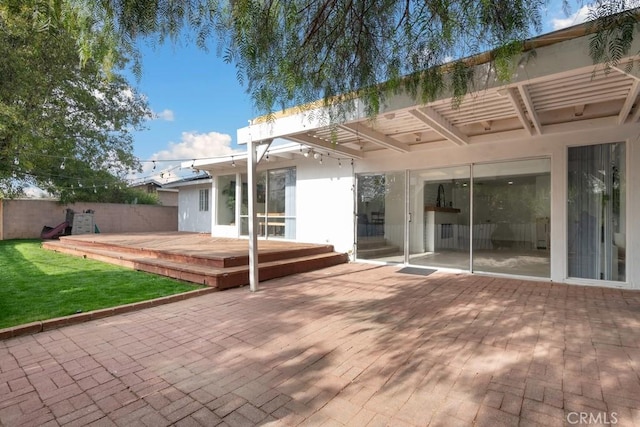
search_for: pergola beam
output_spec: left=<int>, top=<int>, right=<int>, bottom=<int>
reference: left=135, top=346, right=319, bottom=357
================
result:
left=518, top=85, right=543, bottom=135
left=506, top=87, right=534, bottom=136
left=618, top=80, right=640, bottom=124
left=285, top=133, right=364, bottom=159
left=339, top=123, right=410, bottom=153
left=408, top=107, right=469, bottom=146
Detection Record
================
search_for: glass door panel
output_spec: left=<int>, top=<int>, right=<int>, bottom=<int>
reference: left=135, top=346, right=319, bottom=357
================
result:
left=408, top=166, right=470, bottom=269
left=568, top=143, right=625, bottom=281
left=240, top=172, right=266, bottom=236
left=356, top=172, right=405, bottom=262
left=265, top=168, right=296, bottom=239
left=472, top=159, right=551, bottom=277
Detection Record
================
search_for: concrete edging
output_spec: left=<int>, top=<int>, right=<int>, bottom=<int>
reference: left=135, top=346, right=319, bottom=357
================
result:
left=0, top=287, right=217, bottom=341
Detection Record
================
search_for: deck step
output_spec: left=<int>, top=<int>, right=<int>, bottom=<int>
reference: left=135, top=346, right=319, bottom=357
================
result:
left=42, top=238, right=348, bottom=290
left=47, top=236, right=337, bottom=268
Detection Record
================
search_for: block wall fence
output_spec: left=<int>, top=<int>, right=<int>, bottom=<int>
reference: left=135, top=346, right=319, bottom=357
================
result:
left=0, top=199, right=178, bottom=240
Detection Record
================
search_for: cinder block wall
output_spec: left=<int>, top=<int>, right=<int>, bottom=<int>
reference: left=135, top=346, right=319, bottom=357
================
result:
left=0, top=199, right=178, bottom=240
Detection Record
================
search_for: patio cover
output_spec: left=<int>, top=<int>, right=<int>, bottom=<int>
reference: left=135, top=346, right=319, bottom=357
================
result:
left=234, top=19, right=640, bottom=291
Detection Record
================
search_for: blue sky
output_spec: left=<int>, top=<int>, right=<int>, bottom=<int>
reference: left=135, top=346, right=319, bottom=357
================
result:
left=130, top=2, right=590, bottom=183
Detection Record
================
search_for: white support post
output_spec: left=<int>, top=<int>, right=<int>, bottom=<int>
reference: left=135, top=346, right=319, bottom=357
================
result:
left=247, top=137, right=259, bottom=292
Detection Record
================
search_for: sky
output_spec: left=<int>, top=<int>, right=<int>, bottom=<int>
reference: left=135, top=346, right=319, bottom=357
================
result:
left=129, top=2, right=591, bottom=184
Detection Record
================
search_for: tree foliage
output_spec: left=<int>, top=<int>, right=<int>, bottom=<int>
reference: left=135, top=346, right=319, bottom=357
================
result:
left=3, top=0, right=639, bottom=202
left=93, top=0, right=640, bottom=119
left=0, top=0, right=152, bottom=202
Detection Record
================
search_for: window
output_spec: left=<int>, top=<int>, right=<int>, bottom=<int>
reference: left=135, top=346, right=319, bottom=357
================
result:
left=199, top=188, right=209, bottom=212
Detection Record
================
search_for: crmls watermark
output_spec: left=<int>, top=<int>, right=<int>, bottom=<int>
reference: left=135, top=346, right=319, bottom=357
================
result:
left=566, top=411, right=618, bottom=425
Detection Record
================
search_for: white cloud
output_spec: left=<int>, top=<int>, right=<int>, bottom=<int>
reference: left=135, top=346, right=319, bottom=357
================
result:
left=154, top=109, right=175, bottom=122
left=23, top=185, right=51, bottom=198
left=551, top=5, right=590, bottom=31
left=139, top=131, right=241, bottom=183
left=154, top=130, right=236, bottom=160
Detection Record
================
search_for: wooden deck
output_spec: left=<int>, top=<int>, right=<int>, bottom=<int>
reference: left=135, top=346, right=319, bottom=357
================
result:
left=42, top=232, right=349, bottom=290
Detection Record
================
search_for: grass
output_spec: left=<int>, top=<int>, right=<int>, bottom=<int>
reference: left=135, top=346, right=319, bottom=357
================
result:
left=0, top=240, right=203, bottom=329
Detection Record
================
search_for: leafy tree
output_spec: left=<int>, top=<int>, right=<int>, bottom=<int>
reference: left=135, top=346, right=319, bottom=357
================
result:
left=0, top=0, right=152, bottom=202
left=92, top=0, right=640, bottom=118
left=3, top=0, right=637, bottom=204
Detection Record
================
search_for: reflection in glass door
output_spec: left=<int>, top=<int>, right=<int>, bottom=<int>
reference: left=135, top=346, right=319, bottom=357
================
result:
left=472, top=159, right=551, bottom=277
left=408, top=166, right=470, bottom=269
left=356, top=172, right=405, bottom=262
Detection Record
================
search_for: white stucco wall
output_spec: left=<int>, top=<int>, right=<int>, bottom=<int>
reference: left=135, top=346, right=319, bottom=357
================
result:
left=295, top=159, right=355, bottom=254
left=177, top=184, right=212, bottom=233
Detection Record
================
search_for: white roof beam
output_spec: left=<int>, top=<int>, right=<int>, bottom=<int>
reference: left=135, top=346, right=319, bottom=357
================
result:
left=505, top=88, right=534, bottom=136
left=339, top=123, right=410, bottom=153
left=518, top=85, right=543, bottom=135
left=612, top=64, right=640, bottom=81
left=285, top=133, right=364, bottom=159
left=618, top=80, right=640, bottom=124
left=408, top=107, right=469, bottom=146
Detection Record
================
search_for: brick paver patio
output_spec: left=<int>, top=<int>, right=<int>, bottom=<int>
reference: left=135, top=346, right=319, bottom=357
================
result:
left=2, top=263, right=640, bottom=426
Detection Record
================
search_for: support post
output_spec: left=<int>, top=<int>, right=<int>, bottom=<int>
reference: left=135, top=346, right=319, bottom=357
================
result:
left=247, top=137, right=259, bottom=292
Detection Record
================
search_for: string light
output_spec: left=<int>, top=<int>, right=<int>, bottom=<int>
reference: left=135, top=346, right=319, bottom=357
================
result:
left=231, top=156, right=236, bottom=167
left=13, top=157, right=19, bottom=165
left=319, top=154, right=323, bottom=165
left=152, top=160, right=156, bottom=170
left=60, top=157, right=66, bottom=170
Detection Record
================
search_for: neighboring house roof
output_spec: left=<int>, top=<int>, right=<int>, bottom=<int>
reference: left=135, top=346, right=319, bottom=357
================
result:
left=234, top=15, right=640, bottom=158
left=162, top=174, right=214, bottom=189
left=131, top=179, right=163, bottom=188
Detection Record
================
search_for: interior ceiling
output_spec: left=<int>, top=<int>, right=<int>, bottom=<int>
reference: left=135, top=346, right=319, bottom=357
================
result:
left=283, top=64, right=640, bottom=156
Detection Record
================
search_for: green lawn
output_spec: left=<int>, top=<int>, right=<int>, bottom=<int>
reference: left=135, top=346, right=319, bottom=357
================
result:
left=0, top=240, right=203, bottom=329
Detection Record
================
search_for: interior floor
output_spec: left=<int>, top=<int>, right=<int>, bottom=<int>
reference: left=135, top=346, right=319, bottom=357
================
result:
left=359, top=249, right=551, bottom=278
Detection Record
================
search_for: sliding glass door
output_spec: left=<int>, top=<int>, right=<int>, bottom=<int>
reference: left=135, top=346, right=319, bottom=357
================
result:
left=355, top=172, right=405, bottom=262
left=472, top=159, right=551, bottom=277
left=408, top=166, right=470, bottom=269
left=240, top=167, right=297, bottom=239
left=568, top=143, right=625, bottom=281
left=357, top=158, right=555, bottom=279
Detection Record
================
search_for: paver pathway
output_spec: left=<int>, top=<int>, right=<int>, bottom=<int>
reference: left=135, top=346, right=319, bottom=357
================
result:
left=2, top=264, right=640, bottom=426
